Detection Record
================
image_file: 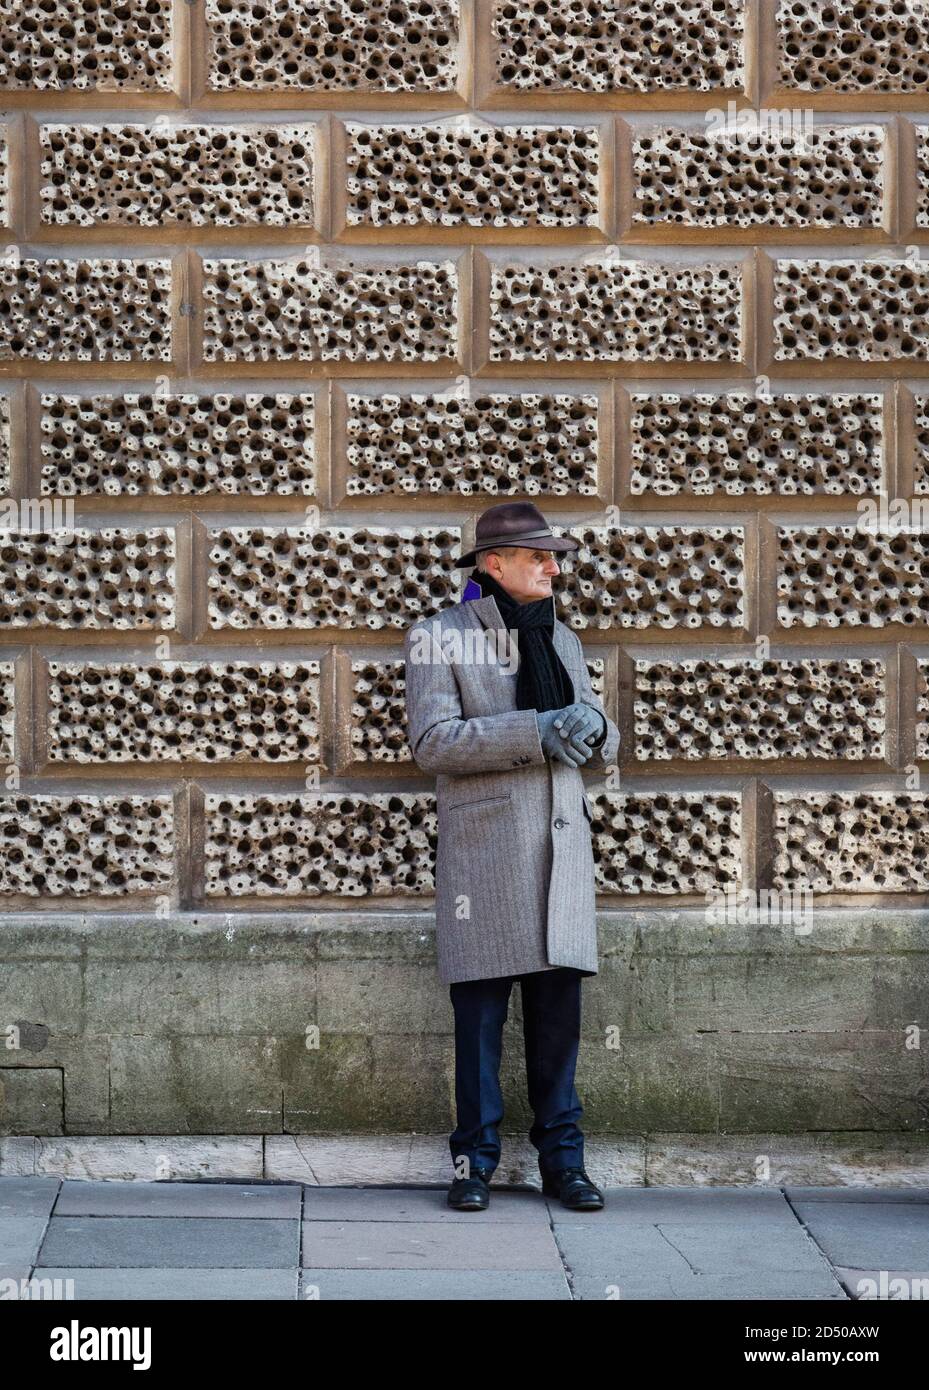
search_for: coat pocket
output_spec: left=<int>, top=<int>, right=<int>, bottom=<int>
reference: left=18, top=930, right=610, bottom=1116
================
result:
left=447, top=792, right=512, bottom=813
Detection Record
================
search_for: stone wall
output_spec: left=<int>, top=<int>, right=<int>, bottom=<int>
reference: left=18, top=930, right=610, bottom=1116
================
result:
left=1, top=0, right=928, bottom=1148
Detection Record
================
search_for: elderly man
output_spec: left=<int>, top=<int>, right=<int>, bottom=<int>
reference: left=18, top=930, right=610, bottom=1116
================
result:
left=402, top=501, right=620, bottom=1212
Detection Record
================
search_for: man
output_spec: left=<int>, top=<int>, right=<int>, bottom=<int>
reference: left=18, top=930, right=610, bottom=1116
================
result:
left=402, top=501, right=620, bottom=1213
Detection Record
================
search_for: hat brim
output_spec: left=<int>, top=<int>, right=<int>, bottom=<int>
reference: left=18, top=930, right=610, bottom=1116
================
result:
left=453, top=534, right=580, bottom=569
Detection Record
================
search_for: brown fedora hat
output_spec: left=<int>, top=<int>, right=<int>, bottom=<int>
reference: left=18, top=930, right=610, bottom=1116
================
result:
left=454, top=501, right=580, bottom=569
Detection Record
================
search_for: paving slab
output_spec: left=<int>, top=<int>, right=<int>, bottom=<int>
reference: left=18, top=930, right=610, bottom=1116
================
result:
left=572, top=1272, right=846, bottom=1300
left=0, top=1179, right=923, bottom=1300
left=0, top=1177, right=59, bottom=1219
left=300, top=1186, right=549, bottom=1222
left=791, top=1201, right=929, bottom=1269
left=299, top=1269, right=572, bottom=1299
left=546, top=1187, right=787, bottom=1224
left=786, top=1187, right=929, bottom=1204
left=552, top=1218, right=829, bottom=1279
left=37, top=1217, right=300, bottom=1269
left=0, top=1272, right=79, bottom=1299
left=301, top=1219, right=563, bottom=1270
left=0, top=1217, right=51, bottom=1267
left=34, top=1268, right=299, bottom=1300
left=834, top=1267, right=929, bottom=1299
left=55, top=1180, right=301, bottom=1219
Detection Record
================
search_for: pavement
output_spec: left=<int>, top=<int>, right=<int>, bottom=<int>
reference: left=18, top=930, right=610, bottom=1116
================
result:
left=0, top=1178, right=927, bottom=1300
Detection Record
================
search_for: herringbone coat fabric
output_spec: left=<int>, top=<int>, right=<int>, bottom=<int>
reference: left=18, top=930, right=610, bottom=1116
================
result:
left=402, top=593, right=620, bottom=984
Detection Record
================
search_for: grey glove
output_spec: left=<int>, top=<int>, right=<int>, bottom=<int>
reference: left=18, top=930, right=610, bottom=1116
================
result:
left=556, top=702, right=607, bottom=752
left=537, top=706, right=595, bottom=767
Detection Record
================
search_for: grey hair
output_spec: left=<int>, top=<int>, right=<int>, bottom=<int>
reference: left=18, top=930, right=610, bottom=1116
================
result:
left=475, top=546, right=520, bottom=572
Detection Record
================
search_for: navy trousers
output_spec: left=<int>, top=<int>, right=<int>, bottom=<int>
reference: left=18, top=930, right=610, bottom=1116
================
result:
left=448, top=966, right=585, bottom=1179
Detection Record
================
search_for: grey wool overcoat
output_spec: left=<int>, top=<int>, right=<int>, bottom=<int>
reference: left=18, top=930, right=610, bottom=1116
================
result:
left=402, top=592, right=620, bottom=984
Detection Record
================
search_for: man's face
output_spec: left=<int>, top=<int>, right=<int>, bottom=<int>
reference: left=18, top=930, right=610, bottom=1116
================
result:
left=485, top=547, right=561, bottom=603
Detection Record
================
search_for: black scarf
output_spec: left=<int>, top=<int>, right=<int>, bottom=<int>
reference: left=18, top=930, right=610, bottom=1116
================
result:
left=470, top=566, right=574, bottom=714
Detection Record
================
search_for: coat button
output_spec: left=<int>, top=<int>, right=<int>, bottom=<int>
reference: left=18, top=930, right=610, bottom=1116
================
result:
left=554, top=817, right=566, bottom=829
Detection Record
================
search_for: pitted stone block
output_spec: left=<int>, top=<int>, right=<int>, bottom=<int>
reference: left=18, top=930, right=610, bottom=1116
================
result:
left=0, top=529, right=175, bottom=629
left=1, top=0, right=919, bottom=934
left=46, top=661, right=320, bottom=763
left=917, top=128, right=929, bottom=228
left=0, top=795, right=173, bottom=895
left=207, top=526, right=460, bottom=629
left=634, top=658, right=885, bottom=760
left=203, top=791, right=436, bottom=896
left=776, top=0, right=929, bottom=92
left=345, top=390, right=600, bottom=496
left=629, top=392, right=884, bottom=495
left=915, top=659, right=929, bottom=757
left=777, top=526, right=929, bottom=627
left=488, top=259, right=742, bottom=361
left=0, top=258, right=172, bottom=362
left=632, top=125, right=884, bottom=228
left=0, top=660, right=13, bottom=762
left=579, top=653, right=605, bottom=699
left=588, top=791, right=741, bottom=893
left=344, top=122, right=600, bottom=228
left=351, top=653, right=603, bottom=762
left=493, top=0, right=745, bottom=91
left=0, top=124, right=8, bottom=225
left=351, top=659, right=410, bottom=762
left=0, top=0, right=174, bottom=89
left=201, top=256, right=458, bottom=363
left=0, top=394, right=10, bottom=494
left=554, top=526, right=744, bottom=629
left=40, top=124, right=316, bottom=227
left=773, top=259, right=929, bottom=362
left=773, top=792, right=929, bottom=892
left=914, top=394, right=929, bottom=494
left=206, top=0, right=459, bottom=91
left=39, top=393, right=316, bottom=496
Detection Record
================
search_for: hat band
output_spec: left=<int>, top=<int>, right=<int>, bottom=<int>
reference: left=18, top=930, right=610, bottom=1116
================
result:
left=471, top=526, right=557, bottom=551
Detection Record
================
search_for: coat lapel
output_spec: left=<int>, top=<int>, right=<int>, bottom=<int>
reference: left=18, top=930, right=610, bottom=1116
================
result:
left=464, top=593, right=574, bottom=665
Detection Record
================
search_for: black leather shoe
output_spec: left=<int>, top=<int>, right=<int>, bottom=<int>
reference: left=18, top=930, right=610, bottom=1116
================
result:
left=447, top=1166, right=493, bottom=1210
left=541, top=1166, right=604, bottom=1210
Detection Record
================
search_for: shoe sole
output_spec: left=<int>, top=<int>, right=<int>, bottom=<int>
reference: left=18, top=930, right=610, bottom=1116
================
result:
left=541, top=1186, right=604, bottom=1208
